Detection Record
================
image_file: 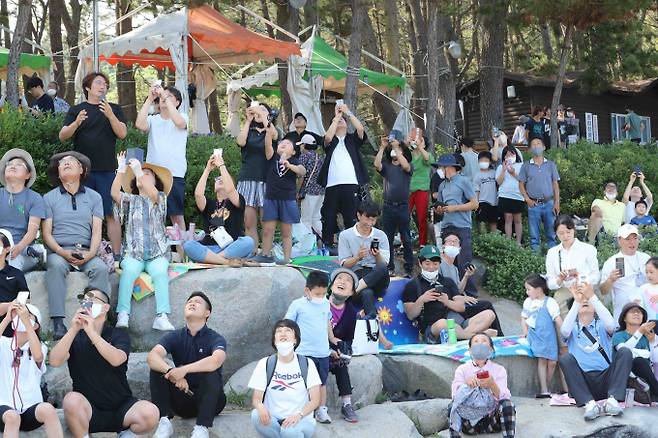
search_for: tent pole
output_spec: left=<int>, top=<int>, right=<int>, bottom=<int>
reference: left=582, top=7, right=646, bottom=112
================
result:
left=93, top=0, right=99, bottom=71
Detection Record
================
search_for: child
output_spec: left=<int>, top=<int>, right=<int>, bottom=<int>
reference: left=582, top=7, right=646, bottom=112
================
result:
left=284, top=271, right=332, bottom=423
left=639, top=257, right=658, bottom=320
left=297, top=134, right=325, bottom=238
left=253, top=138, right=306, bottom=265
left=521, top=274, right=563, bottom=398
left=473, top=151, right=498, bottom=233
left=630, top=200, right=657, bottom=227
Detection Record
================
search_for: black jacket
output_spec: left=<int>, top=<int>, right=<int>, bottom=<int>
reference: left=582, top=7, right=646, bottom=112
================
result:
left=317, top=132, right=370, bottom=187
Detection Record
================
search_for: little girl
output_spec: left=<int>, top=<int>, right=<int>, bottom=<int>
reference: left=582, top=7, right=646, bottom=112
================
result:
left=521, top=274, right=563, bottom=398
left=473, top=151, right=498, bottom=233
left=639, top=257, right=658, bottom=320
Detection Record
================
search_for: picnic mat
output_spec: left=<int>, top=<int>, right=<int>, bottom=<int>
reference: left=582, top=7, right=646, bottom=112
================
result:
left=379, top=336, right=535, bottom=362
left=288, top=255, right=341, bottom=276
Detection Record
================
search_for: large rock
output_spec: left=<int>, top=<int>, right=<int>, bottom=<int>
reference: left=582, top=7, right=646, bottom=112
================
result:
left=380, top=354, right=562, bottom=399
left=394, top=398, right=451, bottom=436
left=314, top=404, right=423, bottom=438
left=224, top=355, right=383, bottom=412
left=29, top=267, right=306, bottom=377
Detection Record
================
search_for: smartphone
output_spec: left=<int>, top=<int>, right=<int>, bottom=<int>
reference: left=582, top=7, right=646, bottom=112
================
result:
left=72, top=252, right=84, bottom=260
left=214, top=148, right=223, bottom=158
left=414, top=127, right=422, bottom=142
left=153, top=79, right=162, bottom=88
left=125, top=147, right=145, bottom=164
left=249, top=100, right=260, bottom=108
left=434, top=283, right=444, bottom=294
left=578, top=274, right=589, bottom=284
left=634, top=165, right=642, bottom=176
left=476, top=370, right=490, bottom=379
left=335, top=99, right=344, bottom=107
left=387, top=133, right=396, bottom=142
left=615, top=257, right=625, bottom=277
left=492, top=127, right=501, bottom=138
left=567, top=268, right=578, bottom=278
left=17, top=291, right=29, bottom=305
left=81, top=300, right=92, bottom=311
left=370, top=238, right=379, bottom=251
left=466, top=263, right=476, bottom=271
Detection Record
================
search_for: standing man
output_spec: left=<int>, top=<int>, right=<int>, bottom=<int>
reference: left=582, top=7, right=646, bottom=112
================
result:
left=42, top=151, right=109, bottom=340
left=318, top=104, right=369, bottom=252
left=518, top=138, right=560, bottom=252
left=283, top=112, right=323, bottom=145
left=623, top=106, right=643, bottom=144
left=47, top=81, right=71, bottom=114
left=148, top=292, right=227, bottom=438
left=59, top=72, right=127, bottom=259
left=25, top=76, right=55, bottom=114
left=50, top=287, right=159, bottom=438
left=136, top=83, right=189, bottom=235
left=433, top=154, right=478, bottom=293
left=0, top=149, right=46, bottom=272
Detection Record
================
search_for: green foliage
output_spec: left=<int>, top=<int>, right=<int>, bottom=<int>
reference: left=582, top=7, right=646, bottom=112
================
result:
left=225, top=387, right=252, bottom=410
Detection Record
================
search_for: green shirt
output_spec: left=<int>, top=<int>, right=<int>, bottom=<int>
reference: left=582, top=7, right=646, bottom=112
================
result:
left=625, top=111, right=642, bottom=139
left=409, top=153, right=431, bottom=192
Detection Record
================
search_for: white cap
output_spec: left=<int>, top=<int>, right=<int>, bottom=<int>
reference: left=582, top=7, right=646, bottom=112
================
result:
left=0, top=228, right=13, bottom=248
left=25, top=303, right=42, bottom=325
left=296, top=134, right=317, bottom=146
left=617, top=223, right=639, bottom=238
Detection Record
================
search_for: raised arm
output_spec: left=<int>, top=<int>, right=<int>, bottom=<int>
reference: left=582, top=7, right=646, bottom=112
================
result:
left=394, top=143, right=412, bottom=173
left=111, top=151, right=127, bottom=205
left=195, top=156, right=214, bottom=212
left=639, top=172, right=653, bottom=204
left=135, top=85, right=157, bottom=132
left=622, top=173, right=636, bottom=203
left=374, top=138, right=386, bottom=172
left=324, top=113, right=341, bottom=145
left=341, top=104, right=365, bottom=139
left=160, top=89, right=187, bottom=130
left=236, top=108, right=255, bottom=147
left=215, top=153, right=240, bottom=207
left=129, top=160, right=159, bottom=203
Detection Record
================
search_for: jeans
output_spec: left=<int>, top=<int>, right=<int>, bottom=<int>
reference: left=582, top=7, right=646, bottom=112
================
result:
left=117, top=256, right=170, bottom=314
left=381, top=201, right=414, bottom=273
left=527, top=199, right=556, bottom=251
left=7, top=245, right=42, bottom=272
left=183, top=236, right=255, bottom=262
left=150, top=370, right=226, bottom=427
left=250, top=409, right=316, bottom=438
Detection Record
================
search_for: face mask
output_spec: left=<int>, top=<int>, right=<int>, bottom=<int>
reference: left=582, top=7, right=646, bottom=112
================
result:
left=46, top=88, right=57, bottom=97
left=275, top=341, right=295, bottom=356
left=470, top=343, right=492, bottom=361
left=479, top=162, right=490, bottom=170
left=91, top=303, right=103, bottom=319
left=390, top=149, right=398, bottom=158
left=310, top=297, right=325, bottom=305
left=505, top=157, right=515, bottom=165
left=443, top=245, right=461, bottom=258
left=605, top=192, right=618, bottom=201
left=437, top=168, right=445, bottom=179
left=304, top=143, right=318, bottom=151
left=531, top=147, right=543, bottom=157
left=331, top=293, right=349, bottom=304
left=421, top=269, right=438, bottom=282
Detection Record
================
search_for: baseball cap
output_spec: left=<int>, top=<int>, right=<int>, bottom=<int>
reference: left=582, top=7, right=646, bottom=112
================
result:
left=617, top=224, right=639, bottom=239
left=294, top=112, right=307, bottom=122
left=418, top=245, right=441, bottom=260
left=0, top=228, right=14, bottom=248
left=296, top=134, right=317, bottom=146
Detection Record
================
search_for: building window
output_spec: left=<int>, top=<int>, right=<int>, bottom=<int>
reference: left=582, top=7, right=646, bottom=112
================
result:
left=611, top=113, right=652, bottom=144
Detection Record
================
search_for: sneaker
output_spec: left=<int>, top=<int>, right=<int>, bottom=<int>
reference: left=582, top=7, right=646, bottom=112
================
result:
left=116, top=312, right=130, bottom=328
left=341, top=404, right=359, bottom=423
left=117, top=429, right=138, bottom=438
left=153, top=417, right=173, bottom=438
left=583, top=400, right=602, bottom=421
left=315, top=406, right=332, bottom=424
left=251, top=254, right=276, bottom=266
left=190, top=425, right=209, bottom=438
left=153, top=313, right=175, bottom=331
left=603, top=397, right=623, bottom=416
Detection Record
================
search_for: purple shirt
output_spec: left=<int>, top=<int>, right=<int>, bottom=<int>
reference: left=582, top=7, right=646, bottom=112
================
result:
left=330, top=304, right=345, bottom=328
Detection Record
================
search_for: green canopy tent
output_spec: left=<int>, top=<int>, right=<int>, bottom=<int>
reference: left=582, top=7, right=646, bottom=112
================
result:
left=0, top=48, right=51, bottom=81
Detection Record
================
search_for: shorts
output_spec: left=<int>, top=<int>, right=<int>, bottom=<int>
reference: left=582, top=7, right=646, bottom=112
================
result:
left=0, top=404, right=42, bottom=431
left=86, top=171, right=115, bottom=216
left=476, top=202, right=499, bottom=223
left=309, top=356, right=330, bottom=385
left=447, top=311, right=470, bottom=328
left=497, top=197, right=526, bottom=215
left=167, top=177, right=185, bottom=217
left=237, top=180, right=266, bottom=208
left=89, top=397, right=138, bottom=433
left=263, top=199, right=300, bottom=224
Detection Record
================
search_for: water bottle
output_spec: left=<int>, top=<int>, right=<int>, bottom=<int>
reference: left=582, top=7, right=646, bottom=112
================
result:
left=446, top=319, right=457, bottom=344
left=439, top=329, right=449, bottom=344
left=625, top=388, right=635, bottom=408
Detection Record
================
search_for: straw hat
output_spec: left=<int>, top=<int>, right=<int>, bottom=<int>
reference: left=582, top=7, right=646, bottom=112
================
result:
left=0, top=148, right=36, bottom=187
left=121, top=163, right=173, bottom=195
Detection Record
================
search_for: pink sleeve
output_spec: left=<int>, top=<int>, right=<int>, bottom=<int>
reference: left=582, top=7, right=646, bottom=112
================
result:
left=451, top=365, right=467, bottom=398
left=493, top=364, right=512, bottom=400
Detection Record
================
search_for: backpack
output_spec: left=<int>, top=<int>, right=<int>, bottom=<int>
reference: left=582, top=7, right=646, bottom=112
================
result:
left=263, top=354, right=309, bottom=401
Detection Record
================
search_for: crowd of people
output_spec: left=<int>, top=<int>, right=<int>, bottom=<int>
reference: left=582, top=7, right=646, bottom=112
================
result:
left=0, top=72, right=656, bottom=437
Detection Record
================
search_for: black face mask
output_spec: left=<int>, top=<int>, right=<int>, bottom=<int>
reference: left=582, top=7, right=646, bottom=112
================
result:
left=251, top=121, right=265, bottom=129
left=304, top=143, right=318, bottom=150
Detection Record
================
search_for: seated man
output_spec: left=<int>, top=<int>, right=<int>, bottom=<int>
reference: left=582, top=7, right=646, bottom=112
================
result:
left=337, top=201, right=390, bottom=319
left=559, top=283, right=633, bottom=421
left=588, top=180, right=626, bottom=243
left=42, top=151, right=110, bottom=340
left=403, top=245, right=496, bottom=343
left=0, top=229, right=30, bottom=337
left=49, top=287, right=159, bottom=437
left=148, top=292, right=227, bottom=438
left=622, top=170, right=653, bottom=223
left=0, top=148, right=46, bottom=272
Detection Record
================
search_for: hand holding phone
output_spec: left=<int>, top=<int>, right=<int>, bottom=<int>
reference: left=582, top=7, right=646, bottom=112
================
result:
left=615, top=257, right=625, bottom=278
left=17, top=291, right=29, bottom=305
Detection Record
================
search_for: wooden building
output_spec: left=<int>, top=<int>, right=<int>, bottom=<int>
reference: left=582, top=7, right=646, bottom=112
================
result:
left=457, top=72, right=658, bottom=144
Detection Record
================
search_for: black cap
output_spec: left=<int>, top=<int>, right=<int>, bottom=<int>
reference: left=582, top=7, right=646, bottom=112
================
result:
left=188, top=291, right=212, bottom=313
left=618, top=302, right=647, bottom=331
left=294, top=112, right=307, bottom=122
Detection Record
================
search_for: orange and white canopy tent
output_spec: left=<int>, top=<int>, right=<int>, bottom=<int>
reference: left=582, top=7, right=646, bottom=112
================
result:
left=76, top=5, right=300, bottom=132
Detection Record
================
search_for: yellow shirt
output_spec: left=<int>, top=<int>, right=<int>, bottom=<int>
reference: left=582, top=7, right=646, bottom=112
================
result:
left=591, top=199, right=626, bottom=234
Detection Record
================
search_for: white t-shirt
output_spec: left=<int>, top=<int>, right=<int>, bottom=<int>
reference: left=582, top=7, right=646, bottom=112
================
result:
left=327, top=136, right=358, bottom=187
left=625, top=199, right=653, bottom=223
left=495, top=163, right=524, bottom=201
left=0, top=337, right=47, bottom=412
left=600, top=251, right=651, bottom=322
left=146, top=113, right=189, bottom=178
left=248, top=354, right=321, bottom=419
left=545, top=239, right=600, bottom=290
left=522, top=296, right=560, bottom=329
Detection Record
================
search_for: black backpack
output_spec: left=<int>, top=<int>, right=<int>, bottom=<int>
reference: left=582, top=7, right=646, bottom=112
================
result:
left=263, top=354, right=309, bottom=401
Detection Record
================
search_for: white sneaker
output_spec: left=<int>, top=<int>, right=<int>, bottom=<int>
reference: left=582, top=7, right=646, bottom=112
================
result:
left=117, top=429, right=138, bottom=438
left=153, top=417, right=174, bottom=438
left=116, top=312, right=130, bottom=328
left=190, top=425, right=209, bottom=438
left=153, top=313, right=175, bottom=331
left=316, top=405, right=332, bottom=424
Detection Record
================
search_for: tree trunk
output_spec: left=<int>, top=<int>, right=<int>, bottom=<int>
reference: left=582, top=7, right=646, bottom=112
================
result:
left=62, top=0, right=82, bottom=103
left=434, top=15, right=457, bottom=149
left=540, top=23, right=553, bottom=59
left=259, top=0, right=275, bottom=38
left=276, top=1, right=299, bottom=128
left=407, top=0, right=428, bottom=121
left=6, top=0, right=32, bottom=106
left=344, top=0, right=366, bottom=113
left=303, top=0, right=318, bottom=28
left=425, top=7, right=439, bottom=147
left=0, top=0, right=9, bottom=48
left=208, top=89, right=222, bottom=134
left=550, top=24, right=574, bottom=148
left=116, top=0, right=136, bottom=121
left=478, top=0, right=506, bottom=139
left=383, top=0, right=401, bottom=68
left=48, top=0, right=65, bottom=89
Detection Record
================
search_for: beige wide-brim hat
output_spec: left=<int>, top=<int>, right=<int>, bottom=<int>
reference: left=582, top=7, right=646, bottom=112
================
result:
left=121, top=163, right=173, bottom=195
left=0, top=148, right=36, bottom=187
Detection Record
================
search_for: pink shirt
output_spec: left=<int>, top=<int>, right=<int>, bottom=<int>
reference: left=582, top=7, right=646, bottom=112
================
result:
left=451, top=360, right=511, bottom=401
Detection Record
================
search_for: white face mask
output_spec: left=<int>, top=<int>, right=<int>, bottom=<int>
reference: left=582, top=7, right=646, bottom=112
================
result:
left=437, top=168, right=445, bottom=179
left=390, top=149, right=398, bottom=158
left=443, top=245, right=461, bottom=258
left=479, top=162, right=490, bottom=170
left=605, top=192, right=618, bottom=201
left=310, top=297, right=325, bottom=305
left=275, top=341, right=295, bottom=356
left=91, top=303, right=103, bottom=319
left=505, top=157, right=515, bottom=164
left=46, top=88, right=57, bottom=97
left=421, top=269, right=438, bottom=282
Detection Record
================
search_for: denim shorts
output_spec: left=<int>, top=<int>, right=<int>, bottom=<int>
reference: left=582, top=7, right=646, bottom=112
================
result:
left=86, top=171, right=115, bottom=216
left=167, top=177, right=185, bottom=216
left=309, top=356, right=330, bottom=385
left=263, top=199, right=300, bottom=224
